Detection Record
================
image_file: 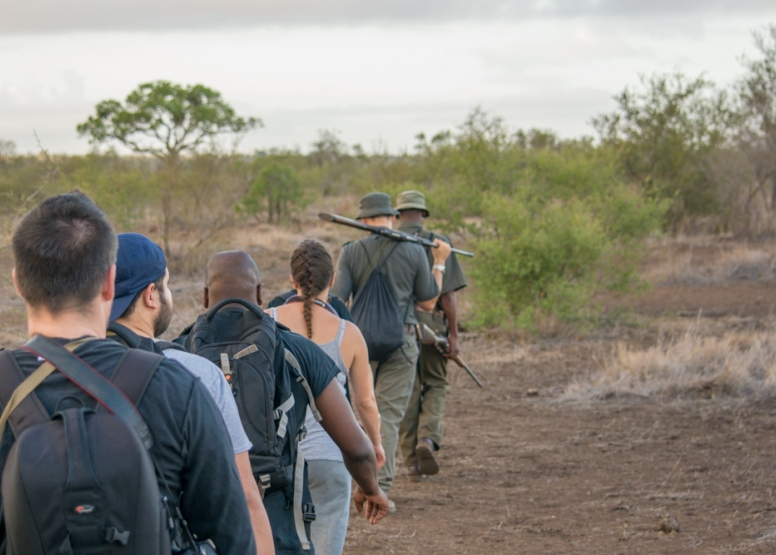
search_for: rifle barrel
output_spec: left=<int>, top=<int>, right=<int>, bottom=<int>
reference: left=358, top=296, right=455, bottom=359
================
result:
left=452, top=355, right=485, bottom=388
left=318, top=213, right=474, bottom=257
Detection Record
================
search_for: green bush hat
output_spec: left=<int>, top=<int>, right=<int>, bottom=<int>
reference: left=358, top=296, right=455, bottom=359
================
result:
left=356, top=192, right=399, bottom=219
left=395, top=190, right=429, bottom=217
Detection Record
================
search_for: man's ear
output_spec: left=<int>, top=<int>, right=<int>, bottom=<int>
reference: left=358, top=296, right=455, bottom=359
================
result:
left=143, top=282, right=159, bottom=309
left=203, top=287, right=210, bottom=309
left=257, top=284, right=264, bottom=306
left=11, top=268, right=23, bottom=300
left=329, top=272, right=336, bottom=289
left=102, top=265, right=116, bottom=302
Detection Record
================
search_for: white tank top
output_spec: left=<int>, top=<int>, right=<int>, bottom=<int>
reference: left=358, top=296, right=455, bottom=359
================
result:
left=270, top=307, right=348, bottom=462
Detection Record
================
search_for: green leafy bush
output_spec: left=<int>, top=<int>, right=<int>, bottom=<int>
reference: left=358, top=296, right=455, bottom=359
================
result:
left=240, top=162, right=308, bottom=223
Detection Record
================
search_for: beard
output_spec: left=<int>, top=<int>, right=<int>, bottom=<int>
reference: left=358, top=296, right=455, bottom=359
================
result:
left=153, top=293, right=174, bottom=337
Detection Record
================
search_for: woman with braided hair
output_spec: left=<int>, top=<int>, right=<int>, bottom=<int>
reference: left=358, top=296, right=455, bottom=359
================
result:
left=268, top=239, right=384, bottom=555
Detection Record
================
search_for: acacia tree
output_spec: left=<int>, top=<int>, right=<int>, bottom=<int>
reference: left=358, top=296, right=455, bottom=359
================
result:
left=77, top=80, right=261, bottom=254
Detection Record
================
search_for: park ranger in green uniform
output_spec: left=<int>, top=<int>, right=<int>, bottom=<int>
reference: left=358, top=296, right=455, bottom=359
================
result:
left=396, top=190, right=468, bottom=480
left=331, top=192, right=450, bottom=508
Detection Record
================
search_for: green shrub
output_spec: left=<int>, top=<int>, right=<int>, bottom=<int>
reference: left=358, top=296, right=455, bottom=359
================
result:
left=471, top=193, right=607, bottom=328
left=240, top=162, right=308, bottom=223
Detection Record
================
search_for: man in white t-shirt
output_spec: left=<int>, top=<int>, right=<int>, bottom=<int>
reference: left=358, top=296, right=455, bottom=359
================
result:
left=107, top=233, right=274, bottom=555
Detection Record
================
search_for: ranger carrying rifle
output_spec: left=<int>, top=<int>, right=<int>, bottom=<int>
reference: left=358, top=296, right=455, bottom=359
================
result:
left=329, top=192, right=451, bottom=512
left=395, top=190, right=469, bottom=483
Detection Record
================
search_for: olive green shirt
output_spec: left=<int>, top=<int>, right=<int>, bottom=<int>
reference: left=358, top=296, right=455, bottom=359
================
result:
left=331, top=235, right=439, bottom=325
left=397, top=221, right=468, bottom=297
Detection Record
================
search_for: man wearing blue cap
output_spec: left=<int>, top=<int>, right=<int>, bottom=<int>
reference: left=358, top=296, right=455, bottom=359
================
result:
left=109, top=233, right=274, bottom=555
left=0, top=192, right=255, bottom=554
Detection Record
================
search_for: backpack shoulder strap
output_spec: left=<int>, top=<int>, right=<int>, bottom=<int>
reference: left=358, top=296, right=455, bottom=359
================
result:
left=284, top=348, right=322, bottom=423
left=109, top=349, right=165, bottom=408
left=106, top=322, right=143, bottom=349
left=0, top=350, right=51, bottom=437
left=153, top=340, right=186, bottom=353
left=356, top=239, right=399, bottom=291
left=24, top=335, right=157, bottom=449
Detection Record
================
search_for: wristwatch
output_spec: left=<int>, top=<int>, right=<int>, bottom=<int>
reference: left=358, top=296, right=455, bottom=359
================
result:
left=433, top=264, right=446, bottom=273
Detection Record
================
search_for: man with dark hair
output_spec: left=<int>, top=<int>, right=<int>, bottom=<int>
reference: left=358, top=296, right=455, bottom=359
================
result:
left=178, top=250, right=389, bottom=555
left=395, top=190, right=468, bottom=481
left=109, top=233, right=274, bottom=555
left=0, top=192, right=255, bottom=554
left=330, top=192, right=450, bottom=506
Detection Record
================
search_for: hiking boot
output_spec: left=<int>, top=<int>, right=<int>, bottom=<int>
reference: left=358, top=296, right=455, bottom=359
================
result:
left=415, top=438, right=439, bottom=476
left=407, top=465, right=425, bottom=482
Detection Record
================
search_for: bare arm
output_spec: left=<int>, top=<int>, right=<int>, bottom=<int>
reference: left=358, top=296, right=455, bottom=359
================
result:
left=315, top=380, right=389, bottom=524
left=344, top=322, right=385, bottom=467
left=438, top=290, right=459, bottom=359
left=417, top=239, right=451, bottom=312
left=235, top=451, right=275, bottom=555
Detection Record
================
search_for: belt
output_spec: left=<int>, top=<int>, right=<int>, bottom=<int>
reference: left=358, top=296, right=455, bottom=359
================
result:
left=403, top=324, right=415, bottom=335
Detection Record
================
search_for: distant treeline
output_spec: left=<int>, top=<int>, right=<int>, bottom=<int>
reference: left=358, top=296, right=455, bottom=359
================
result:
left=1, top=25, right=775, bottom=329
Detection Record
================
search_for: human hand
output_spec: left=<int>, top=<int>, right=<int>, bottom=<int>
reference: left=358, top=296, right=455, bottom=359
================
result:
left=374, top=443, right=386, bottom=469
left=353, top=486, right=389, bottom=524
left=432, top=239, right=451, bottom=265
left=443, top=334, right=460, bottom=359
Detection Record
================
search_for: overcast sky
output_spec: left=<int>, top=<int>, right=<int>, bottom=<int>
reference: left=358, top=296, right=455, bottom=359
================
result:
left=2, top=1, right=775, bottom=155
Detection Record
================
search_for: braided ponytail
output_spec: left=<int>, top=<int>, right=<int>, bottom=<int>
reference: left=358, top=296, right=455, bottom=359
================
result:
left=290, top=240, right=334, bottom=339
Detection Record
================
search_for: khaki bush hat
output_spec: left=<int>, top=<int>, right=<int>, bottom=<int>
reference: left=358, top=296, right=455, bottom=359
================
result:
left=356, top=192, right=399, bottom=219
left=395, top=190, right=429, bottom=216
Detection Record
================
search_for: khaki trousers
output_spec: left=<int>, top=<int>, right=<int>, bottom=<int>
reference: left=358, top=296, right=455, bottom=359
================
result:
left=371, top=333, right=419, bottom=494
left=399, top=312, right=449, bottom=467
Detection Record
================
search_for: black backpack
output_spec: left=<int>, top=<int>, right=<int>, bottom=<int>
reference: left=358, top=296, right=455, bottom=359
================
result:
left=177, top=299, right=320, bottom=550
left=350, top=240, right=405, bottom=362
left=0, top=336, right=174, bottom=555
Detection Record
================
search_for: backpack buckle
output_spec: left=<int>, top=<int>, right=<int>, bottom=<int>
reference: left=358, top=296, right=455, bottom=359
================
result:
left=104, top=527, right=130, bottom=545
left=303, top=503, right=316, bottom=521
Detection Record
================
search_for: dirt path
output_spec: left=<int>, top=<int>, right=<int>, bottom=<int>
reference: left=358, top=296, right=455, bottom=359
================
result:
left=1, top=228, right=775, bottom=554
left=345, top=338, right=776, bottom=554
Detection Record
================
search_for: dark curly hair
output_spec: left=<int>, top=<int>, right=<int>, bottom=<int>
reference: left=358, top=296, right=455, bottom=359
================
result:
left=290, top=240, right=334, bottom=339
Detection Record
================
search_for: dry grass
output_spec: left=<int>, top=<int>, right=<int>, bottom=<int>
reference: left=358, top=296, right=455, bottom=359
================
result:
left=643, top=237, right=776, bottom=285
left=564, top=323, right=776, bottom=400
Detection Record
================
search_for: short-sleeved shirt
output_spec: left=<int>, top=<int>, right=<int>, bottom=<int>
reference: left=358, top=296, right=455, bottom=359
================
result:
left=331, top=235, right=439, bottom=325
left=0, top=337, right=255, bottom=555
left=162, top=348, right=253, bottom=454
left=398, top=220, right=468, bottom=296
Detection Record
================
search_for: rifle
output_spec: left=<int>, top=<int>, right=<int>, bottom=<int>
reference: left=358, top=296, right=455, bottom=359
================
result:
left=415, top=323, right=484, bottom=388
left=319, top=213, right=475, bottom=258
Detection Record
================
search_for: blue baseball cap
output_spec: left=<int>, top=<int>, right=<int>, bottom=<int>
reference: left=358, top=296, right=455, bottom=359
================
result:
left=110, top=233, right=167, bottom=322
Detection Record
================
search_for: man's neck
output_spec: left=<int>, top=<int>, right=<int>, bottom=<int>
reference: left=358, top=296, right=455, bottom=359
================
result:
left=209, top=295, right=258, bottom=308
left=114, top=316, right=154, bottom=339
left=26, top=305, right=108, bottom=340
left=399, top=219, right=423, bottom=231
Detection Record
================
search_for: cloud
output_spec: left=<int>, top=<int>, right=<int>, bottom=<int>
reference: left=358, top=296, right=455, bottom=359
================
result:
left=3, top=0, right=775, bottom=34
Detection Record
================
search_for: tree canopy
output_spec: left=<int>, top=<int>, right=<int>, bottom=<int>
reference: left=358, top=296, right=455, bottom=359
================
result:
left=76, top=81, right=261, bottom=161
